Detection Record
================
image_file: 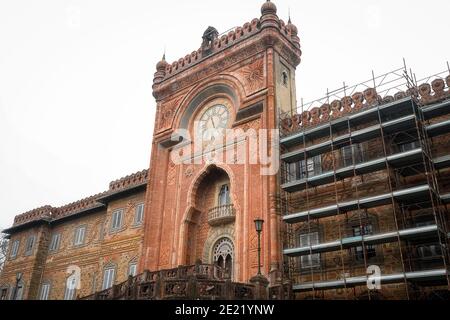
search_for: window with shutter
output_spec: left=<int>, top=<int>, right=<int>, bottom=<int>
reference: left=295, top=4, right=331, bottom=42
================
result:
left=218, top=185, right=231, bottom=206
left=74, top=226, right=86, bottom=246
left=14, top=282, right=24, bottom=300
left=134, top=204, right=144, bottom=225
left=49, top=234, right=61, bottom=252
left=111, top=210, right=124, bottom=231
left=102, top=267, right=116, bottom=290
left=24, top=235, right=35, bottom=256
left=64, top=275, right=77, bottom=300
left=0, top=287, right=8, bottom=300
left=128, top=263, right=137, bottom=277
left=40, top=283, right=51, bottom=300
left=10, top=240, right=20, bottom=259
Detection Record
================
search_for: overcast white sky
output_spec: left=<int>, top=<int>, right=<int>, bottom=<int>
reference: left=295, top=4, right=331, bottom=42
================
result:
left=0, top=0, right=449, bottom=229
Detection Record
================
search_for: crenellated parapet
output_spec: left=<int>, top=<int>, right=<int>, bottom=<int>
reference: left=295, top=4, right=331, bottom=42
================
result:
left=155, top=19, right=261, bottom=83
left=5, top=169, right=149, bottom=233
left=53, top=193, right=107, bottom=221
left=280, top=74, right=450, bottom=137
left=109, top=169, right=149, bottom=192
left=152, top=0, right=300, bottom=88
left=418, top=76, right=450, bottom=104
left=13, top=206, right=54, bottom=227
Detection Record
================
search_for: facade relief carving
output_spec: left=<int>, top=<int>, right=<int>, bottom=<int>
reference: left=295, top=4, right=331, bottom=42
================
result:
left=153, top=42, right=267, bottom=100
left=167, top=161, right=177, bottom=186
left=230, top=58, right=265, bottom=96
left=157, top=94, right=185, bottom=132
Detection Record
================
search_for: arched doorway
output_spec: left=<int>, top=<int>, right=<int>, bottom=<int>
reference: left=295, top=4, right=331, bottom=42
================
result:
left=213, top=237, right=234, bottom=279
left=184, top=166, right=236, bottom=267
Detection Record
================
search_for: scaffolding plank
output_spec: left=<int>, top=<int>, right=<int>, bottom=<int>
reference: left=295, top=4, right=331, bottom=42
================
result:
left=284, top=225, right=438, bottom=257
left=441, top=193, right=450, bottom=204
left=427, top=119, right=450, bottom=138
left=282, top=149, right=425, bottom=193
left=283, top=185, right=431, bottom=223
left=388, top=148, right=423, bottom=167
left=281, top=112, right=420, bottom=163
left=434, top=155, right=450, bottom=170
left=382, top=114, right=417, bottom=133
left=292, top=269, right=448, bottom=292
left=422, top=99, right=450, bottom=120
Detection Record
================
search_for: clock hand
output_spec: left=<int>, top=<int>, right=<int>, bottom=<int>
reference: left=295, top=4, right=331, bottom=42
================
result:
left=211, top=117, right=217, bottom=129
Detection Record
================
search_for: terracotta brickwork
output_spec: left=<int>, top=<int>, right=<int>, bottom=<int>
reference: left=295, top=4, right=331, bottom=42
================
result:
left=281, top=79, right=450, bottom=299
left=1, top=1, right=449, bottom=301
left=0, top=170, right=147, bottom=300
left=141, top=0, right=301, bottom=284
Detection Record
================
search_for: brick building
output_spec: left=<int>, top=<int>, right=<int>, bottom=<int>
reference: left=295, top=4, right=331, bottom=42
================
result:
left=0, top=170, right=148, bottom=300
left=1, top=0, right=449, bottom=300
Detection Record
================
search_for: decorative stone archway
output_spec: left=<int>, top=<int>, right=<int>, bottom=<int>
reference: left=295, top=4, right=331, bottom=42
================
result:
left=202, top=224, right=235, bottom=263
left=212, top=237, right=234, bottom=278
left=179, top=164, right=238, bottom=278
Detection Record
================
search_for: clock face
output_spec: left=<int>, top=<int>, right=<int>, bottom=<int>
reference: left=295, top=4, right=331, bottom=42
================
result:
left=198, top=104, right=230, bottom=142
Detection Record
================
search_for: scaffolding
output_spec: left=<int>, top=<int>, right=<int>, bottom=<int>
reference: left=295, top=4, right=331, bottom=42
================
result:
left=279, top=63, right=450, bottom=300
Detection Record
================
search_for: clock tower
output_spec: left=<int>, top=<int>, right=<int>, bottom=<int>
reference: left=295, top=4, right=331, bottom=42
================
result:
left=141, top=0, right=301, bottom=283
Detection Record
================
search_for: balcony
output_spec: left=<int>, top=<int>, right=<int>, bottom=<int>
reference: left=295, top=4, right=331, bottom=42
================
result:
left=208, top=204, right=236, bottom=226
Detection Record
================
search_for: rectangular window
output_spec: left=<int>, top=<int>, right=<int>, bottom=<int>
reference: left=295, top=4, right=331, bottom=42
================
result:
left=304, top=155, right=322, bottom=178
left=40, top=283, right=51, bottom=300
left=342, top=144, right=363, bottom=167
left=353, top=224, right=376, bottom=261
left=288, top=156, right=322, bottom=182
left=14, top=283, right=24, bottom=300
left=399, top=140, right=420, bottom=153
left=111, top=210, right=124, bottom=231
left=285, top=162, right=297, bottom=183
left=298, top=232, right=321, bottom=269
left=49, top=233, right=61, bottom=252
left=415, top=221, right=442, bottom=260
left=74, top=226, right=86, bottom=246
left=417, top=244, right=442, bottom=259
left=10, top=240, right=20, bottom=259
left=64, top=281, right=76, bottom=301
left=128, top=263, right=137, bottom=277
left=0, top=287, right=8, bottom=300
left=102, top=268, right=116, bottom=290
left=24, top=235, right=36, bottom=256
left=134, top=204, right=144, bottom=225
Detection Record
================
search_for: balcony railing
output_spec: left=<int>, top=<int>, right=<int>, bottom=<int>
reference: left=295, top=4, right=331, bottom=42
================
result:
left=78, top=262, right=285, bottom=300
left=208, top=204, right=236, bottom=226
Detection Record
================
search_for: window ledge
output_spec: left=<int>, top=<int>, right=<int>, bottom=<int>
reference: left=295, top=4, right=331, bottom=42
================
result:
left=72, top=243, right=88, bottom=249
left=109, top=226, right=127, bottom=235
left=130, top=223, right=143, bottom=229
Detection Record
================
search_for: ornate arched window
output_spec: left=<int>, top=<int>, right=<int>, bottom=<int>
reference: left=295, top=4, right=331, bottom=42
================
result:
left=64, top=273, right=77, bottom=300
left=213, top=238, right=234, bottom=277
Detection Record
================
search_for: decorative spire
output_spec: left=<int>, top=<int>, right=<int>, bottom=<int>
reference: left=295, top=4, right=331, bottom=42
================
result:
left=261, top=0, right=277, bottom=16
left=287, top=11, right=298, bottom=36
left=156, top=52, right=168, bottom=71
left=154, top=52, right=169, bottom=85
